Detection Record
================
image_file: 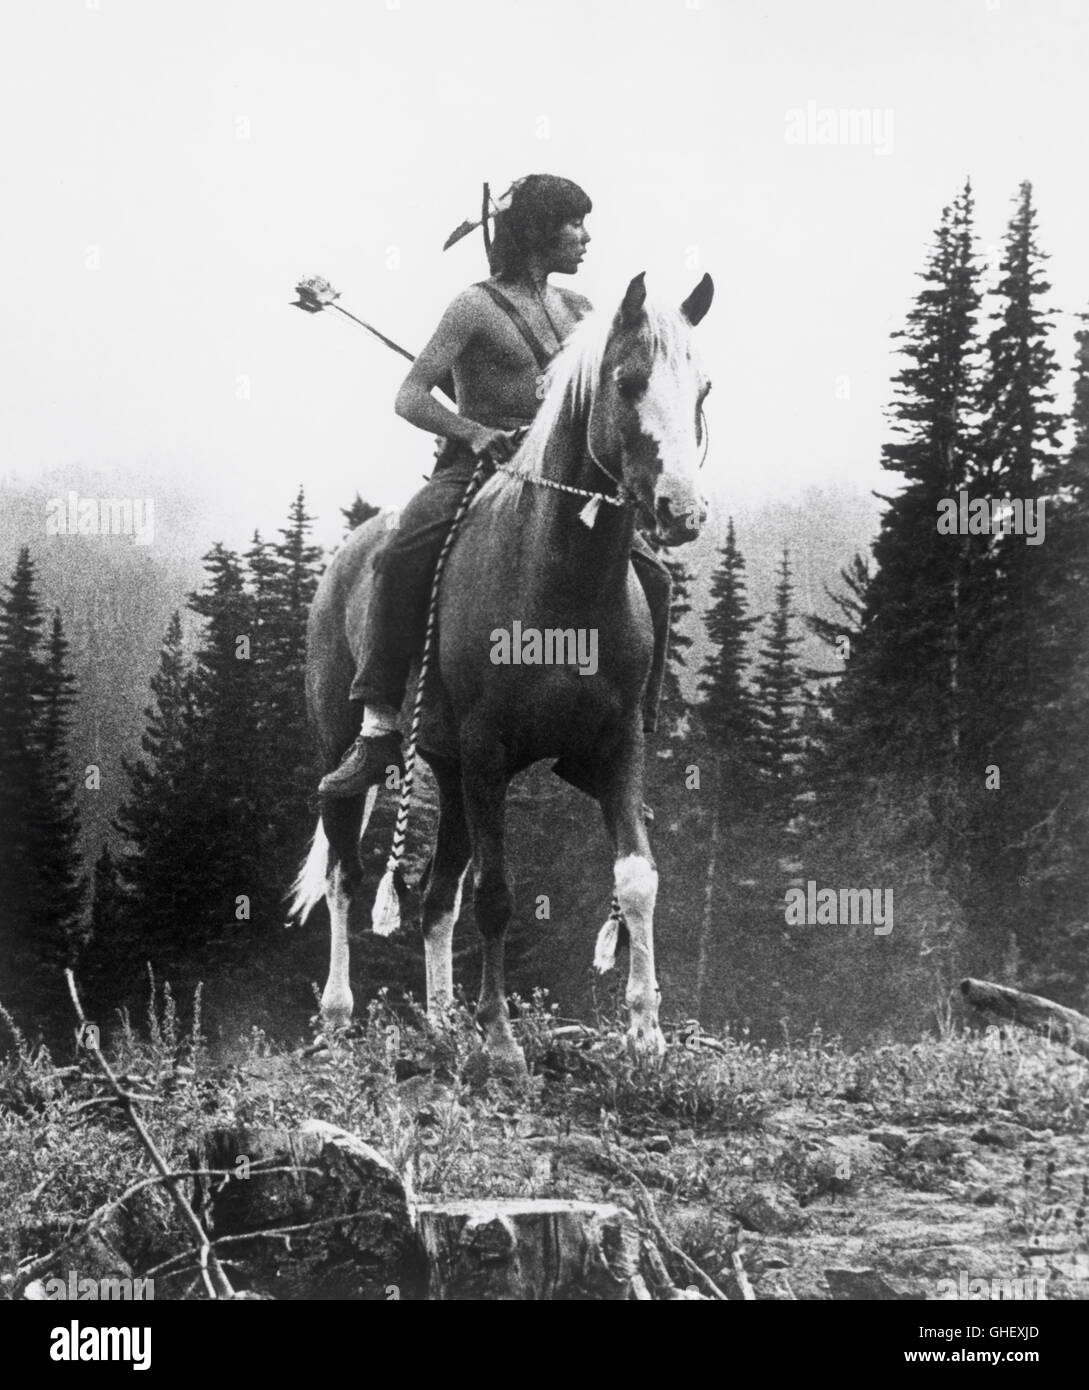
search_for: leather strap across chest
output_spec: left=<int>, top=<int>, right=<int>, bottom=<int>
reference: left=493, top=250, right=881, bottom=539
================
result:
left=475, top=281, right=558, bottom=371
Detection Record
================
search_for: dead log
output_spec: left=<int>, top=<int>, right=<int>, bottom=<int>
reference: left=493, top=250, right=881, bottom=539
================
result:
left=414, top=1199, right=640, bottom=1300
left=190, top=1119, right=426, bottom=1300
left=960, top=978, right=1089, bottom=1060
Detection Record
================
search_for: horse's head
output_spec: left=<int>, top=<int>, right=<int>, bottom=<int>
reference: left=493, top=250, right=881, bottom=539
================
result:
left=589, top=272, right=714, bottom=545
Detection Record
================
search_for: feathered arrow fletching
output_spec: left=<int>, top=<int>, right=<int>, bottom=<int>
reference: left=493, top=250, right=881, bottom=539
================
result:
left=441, top=219, right=481, bottom=252
left=292, top=275, right=341, bottom=313
left=289, top=274, right=456, bottom=402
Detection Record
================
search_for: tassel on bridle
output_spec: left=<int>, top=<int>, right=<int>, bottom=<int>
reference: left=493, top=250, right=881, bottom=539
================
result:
left=579, top=494, right=602, bottom=528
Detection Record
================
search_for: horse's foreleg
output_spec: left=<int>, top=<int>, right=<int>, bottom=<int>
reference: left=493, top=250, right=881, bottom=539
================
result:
left=322, top=860, right=353, bottom=1028
left=460, top=734, right=524, bottom=1074
left=599, top=737, right=665, bottom=1059
left=420, top=761, right=471, bottom=1021
left=319, top=797, right=367, bottom=1030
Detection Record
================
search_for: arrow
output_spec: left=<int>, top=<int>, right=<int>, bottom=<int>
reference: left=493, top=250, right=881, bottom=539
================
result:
left=292, top=275, right=455, bottom=403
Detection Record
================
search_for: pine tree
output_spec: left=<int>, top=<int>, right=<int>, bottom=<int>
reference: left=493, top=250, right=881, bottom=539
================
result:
left=801, top=554, right=872, bottom=817
left=88, top=843, right=122, bottom=956
left=0, top=549, right=46, bottom=936
left=658, top=554, right=694, bottom=737
left=977, top=181, right=1063, bottom=497
left=35, top=611, right=87, bottom=955
left=264, top=490, right=323, bottom=716
left=261, top=490, right=325, bottom=856
left=971, top=181, right=1063, bottom=739
left=188, top=544, right=256, bottom=746
left=806, top=553, right=869, bottom=664
left=108, top=544, right=261, bottom=995
left=186, top=544, right=262, bottom=949
left=104, top=612, right=202, bottom=989
left=0, top=554, right=86, bottom=1033
left=857, top=180, right=983, bottom=776
left=98, top=502, right=327, bottom=1025
left=959, top=183, right=1066, bottom=973
left=685, top=521, right=764, bottom=1018
left=245, top=531, right=279, bottom=651
left=750, top=547, right=806, bottom=823
left=697, top=518, right=761, bottom=763
left=270, top=490, right=324, bottom=637
left=993, top=306, right=1089, bottom=993
left=793, top=186, right=985, bottom=998
left=342, top=494, right=381, bottom=534
left=243, top=528, right=284, bottom=881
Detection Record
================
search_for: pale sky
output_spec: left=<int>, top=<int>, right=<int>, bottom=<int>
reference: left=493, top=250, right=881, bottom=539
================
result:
left=2, top=0, right=1087, bottom=553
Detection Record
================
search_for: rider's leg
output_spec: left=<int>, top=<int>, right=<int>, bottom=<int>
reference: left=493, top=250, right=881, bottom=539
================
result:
left=319, top=462, right=477, bottom=799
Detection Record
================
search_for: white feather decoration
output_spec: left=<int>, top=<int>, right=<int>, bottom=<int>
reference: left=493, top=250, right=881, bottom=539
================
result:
left=593, top=914, right=620, bottom=973
left=372, top=865, right=404, bottom=936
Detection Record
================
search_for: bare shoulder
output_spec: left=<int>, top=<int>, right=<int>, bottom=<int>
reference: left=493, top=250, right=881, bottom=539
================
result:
left=443, top=281, right=524, bottom=336
left=420, top=285, right=495, bottom=352
left=558, top=287, right=594, bottom=318
left=442, top=283, right=494, bottom=324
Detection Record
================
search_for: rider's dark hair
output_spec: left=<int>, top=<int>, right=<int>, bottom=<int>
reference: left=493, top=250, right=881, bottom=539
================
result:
left=489, top=175, right=591, bottom=280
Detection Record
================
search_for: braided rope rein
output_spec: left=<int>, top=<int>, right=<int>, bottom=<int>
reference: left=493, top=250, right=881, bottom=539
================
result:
left=370, top=450, right=626, bottom=935
left=370, top=455, right=488, bottom=932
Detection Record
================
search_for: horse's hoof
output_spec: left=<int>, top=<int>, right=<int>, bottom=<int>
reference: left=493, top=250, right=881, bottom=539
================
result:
left=627, top=1025, right=667, bottom=1061
left=320, top=998, right=354, bottom=1033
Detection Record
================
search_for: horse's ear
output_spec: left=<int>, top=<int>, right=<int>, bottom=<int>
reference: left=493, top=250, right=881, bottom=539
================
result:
left=619, top=272, right=647, bottom=328
left=680, top=273, right=714, bottom=326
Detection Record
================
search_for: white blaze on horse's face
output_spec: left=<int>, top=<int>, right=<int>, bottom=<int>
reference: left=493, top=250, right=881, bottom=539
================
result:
left=602, top=272, right=714, bottom=546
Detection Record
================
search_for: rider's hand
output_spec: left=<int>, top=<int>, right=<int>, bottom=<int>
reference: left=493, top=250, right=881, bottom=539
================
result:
left=466, top=423, right=520, bottom=464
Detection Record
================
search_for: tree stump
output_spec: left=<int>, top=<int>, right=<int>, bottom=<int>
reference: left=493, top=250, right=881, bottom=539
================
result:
left=960, top=978, right=1089, bottom=1060
left=414, top=1199, right=641, bottom=1300
left=190, top=1119, right=426, bottom=1300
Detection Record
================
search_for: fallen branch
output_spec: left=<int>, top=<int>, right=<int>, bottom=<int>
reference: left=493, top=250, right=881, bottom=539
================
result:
left=622, top=1169, right=728, bottom=1301
left=730, top=1250, right=756, bottom=1301
left=64, top=970, right=233, bottom=1300
left=960, top=977, right=1089, bottom=1061
left=640, top=1236, right=683, bottom=1298
left=13, top=1163, right=322, bottom=1300
left=143, top=1209, right=418, bottom=1286
left=71, top=1094, right=161, bottom=1112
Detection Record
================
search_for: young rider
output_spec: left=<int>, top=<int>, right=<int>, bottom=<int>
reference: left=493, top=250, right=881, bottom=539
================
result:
left=318, top=174, right=672, bottom=800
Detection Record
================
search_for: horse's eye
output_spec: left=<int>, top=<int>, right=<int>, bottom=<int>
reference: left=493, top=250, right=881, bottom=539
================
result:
left=616, top=375, right=645, bottom=402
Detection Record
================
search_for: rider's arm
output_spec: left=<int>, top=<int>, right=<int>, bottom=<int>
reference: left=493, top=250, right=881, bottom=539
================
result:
left=394, top=290, right=509, bottom=456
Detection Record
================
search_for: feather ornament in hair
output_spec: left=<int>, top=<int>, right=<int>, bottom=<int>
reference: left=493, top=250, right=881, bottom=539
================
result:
left=441, top=182, right=517, bottom=251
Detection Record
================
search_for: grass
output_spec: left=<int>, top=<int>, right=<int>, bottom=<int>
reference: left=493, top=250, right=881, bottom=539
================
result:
left=2, top=979, right=1087, bottom=1298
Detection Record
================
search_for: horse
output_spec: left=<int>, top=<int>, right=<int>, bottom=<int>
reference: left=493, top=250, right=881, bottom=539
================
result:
left=289, top=270, right=713, bottom=1071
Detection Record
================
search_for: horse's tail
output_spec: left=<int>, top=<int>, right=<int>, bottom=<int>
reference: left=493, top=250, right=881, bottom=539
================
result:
left=287, top=817, right=329, bottom=923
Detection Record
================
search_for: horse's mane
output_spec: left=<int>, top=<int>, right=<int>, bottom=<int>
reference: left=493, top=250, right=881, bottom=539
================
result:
left=478, top=296, right=697, bottom=508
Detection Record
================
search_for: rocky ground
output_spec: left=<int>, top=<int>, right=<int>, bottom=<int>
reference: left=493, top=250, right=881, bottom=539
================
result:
left=3, top=997, right=1087, bottom=1299
left=384, top=1044, right=1089, bottom=1300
